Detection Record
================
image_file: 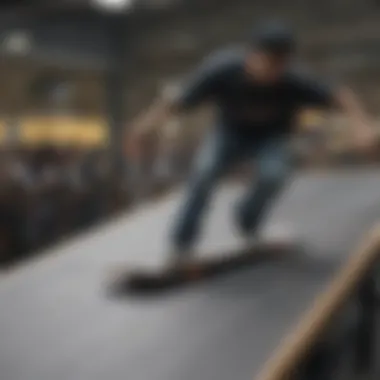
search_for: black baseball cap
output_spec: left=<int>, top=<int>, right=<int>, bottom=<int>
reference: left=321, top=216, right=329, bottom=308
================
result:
left=250, top=21, right=296, bottom=57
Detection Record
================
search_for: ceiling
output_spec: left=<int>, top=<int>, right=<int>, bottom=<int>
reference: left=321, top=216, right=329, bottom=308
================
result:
left=0, top=0, right=183, bottom=15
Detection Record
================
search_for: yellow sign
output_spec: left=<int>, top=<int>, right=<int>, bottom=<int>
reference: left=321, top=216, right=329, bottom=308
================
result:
left=74, top=118, right=109, bottom=147
left=20, top=117, right=51, bottom=146
left=0, top=121, right=7, bottom=145
left=19, top=116, right=109, bottom=147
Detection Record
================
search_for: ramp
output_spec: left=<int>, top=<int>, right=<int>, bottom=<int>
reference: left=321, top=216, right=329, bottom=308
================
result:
left=1, top=169, right=380, bottom=380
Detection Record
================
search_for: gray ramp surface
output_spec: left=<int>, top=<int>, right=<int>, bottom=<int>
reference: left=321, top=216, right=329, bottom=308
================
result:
left=1, top=169, right=380, bottom=380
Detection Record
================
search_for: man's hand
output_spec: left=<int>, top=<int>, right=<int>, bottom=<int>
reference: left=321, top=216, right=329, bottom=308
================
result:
left=124, top=128, right=151, bottom=161
left=124, top=99, right=175, bottom=161
left=352, top=124, right=377, bottom=155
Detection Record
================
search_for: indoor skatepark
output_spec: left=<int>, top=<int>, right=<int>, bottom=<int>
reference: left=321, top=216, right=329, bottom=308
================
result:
left=1, top=1, right=380, bottom=380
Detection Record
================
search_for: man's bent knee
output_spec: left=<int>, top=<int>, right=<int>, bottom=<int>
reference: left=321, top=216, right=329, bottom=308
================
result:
left=235, top=161, right=290, bottom=235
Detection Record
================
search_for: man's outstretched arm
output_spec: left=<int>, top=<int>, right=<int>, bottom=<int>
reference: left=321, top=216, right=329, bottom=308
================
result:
left=129, top=98, right=176, bottom=138
left=294, top=71, right=376, bottom=140
left=296, top=75, right=376, bottom=151
left=124, top=94, right=183, bottom=159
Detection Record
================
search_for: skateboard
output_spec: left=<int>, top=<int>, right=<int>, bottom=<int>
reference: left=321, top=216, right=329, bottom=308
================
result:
left=108, top=239, right=297, bottom=295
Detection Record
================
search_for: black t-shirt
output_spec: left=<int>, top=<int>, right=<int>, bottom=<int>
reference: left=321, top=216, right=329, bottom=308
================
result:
left=174, top=48, right=335, bottom=139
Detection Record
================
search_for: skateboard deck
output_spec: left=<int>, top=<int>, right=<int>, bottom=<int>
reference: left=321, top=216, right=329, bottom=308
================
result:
left=108, top=240, right=297, bottom=295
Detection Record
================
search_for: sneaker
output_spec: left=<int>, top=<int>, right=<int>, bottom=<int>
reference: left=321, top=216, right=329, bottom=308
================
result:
left=239, top=232, right=259, bottom=249
left=166, top=247, right=194, bottom=269
left=165, top=248, right=203, bottom=277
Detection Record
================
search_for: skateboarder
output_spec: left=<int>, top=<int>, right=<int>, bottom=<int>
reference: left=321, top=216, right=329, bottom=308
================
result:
left=127, top=22, right=375, bottom=269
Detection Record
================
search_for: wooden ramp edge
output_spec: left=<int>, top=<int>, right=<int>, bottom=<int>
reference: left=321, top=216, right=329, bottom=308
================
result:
left=256, top=224, right=380, bottom=380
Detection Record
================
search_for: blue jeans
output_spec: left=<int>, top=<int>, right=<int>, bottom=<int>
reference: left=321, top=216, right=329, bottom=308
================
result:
left=170, top=129, right=294, bottom=251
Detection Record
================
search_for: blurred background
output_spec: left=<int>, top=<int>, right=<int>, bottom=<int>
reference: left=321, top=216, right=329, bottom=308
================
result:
left=0, top=0, right=380, bottom=267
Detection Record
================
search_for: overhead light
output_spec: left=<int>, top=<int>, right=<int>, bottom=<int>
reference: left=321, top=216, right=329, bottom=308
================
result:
left=2, top=30, right=32, bottom=56
left=91, top=0, right=135, bottom=12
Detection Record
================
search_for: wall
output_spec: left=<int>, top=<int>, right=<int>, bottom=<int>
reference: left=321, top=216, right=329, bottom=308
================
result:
left=0, top=0, right=380, bottom=120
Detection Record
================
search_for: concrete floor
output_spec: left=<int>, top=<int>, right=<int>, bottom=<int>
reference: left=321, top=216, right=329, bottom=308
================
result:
left=0, top=169, right=380, bottom=380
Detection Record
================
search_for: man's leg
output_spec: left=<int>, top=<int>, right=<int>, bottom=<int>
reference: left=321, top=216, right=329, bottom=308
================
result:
left=170, top=130, right=239, bottom=259
left=235, top=138, right=293, bottom=238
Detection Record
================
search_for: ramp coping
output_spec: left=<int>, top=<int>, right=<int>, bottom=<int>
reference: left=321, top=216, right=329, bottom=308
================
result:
left=256, top=225, right=380, bottom=380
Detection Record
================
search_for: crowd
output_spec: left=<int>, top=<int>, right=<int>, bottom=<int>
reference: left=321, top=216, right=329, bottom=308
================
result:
left=0, top=113, right=201, bottom=268
left=0, top=146, right=131, bottom=266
